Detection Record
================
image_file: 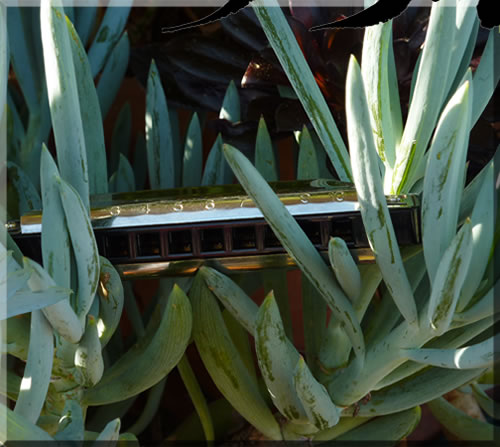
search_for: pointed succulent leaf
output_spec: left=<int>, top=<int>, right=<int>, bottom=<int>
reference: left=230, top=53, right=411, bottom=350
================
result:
left=13, top=310, right=53, bottom=424
left=83, top=285, right=191, bottom=405
left=223, top=144, right=365, bottom=361
left=24, top=257, right=82, bottom=343
left=109, top=153, right=135, bottom=193
left=297, top=126, right=320, bottom=180
left=146, top=59, right=174, bottom=189
left=219, top=79, right=240, bottom=122
left=202, top=134, right=225, bottom=186
left=57, top=177, right=100, bottom=324
left=361, top=19, right=396, bottom=169
left=253, top=0, right=352, bottom=181
left=427, top=397, right=494, bottom=441
left=328, top=237, right=361, bottom=302
left=94, top=418, right=121, bottom=442
left=87, top=1, right=131, bottom=77
left=97, top=257, right=124, bottom=348
left=182, top=112, right=203, bottom=187
left=41, top=0, right=89, bottom=210
left=337, top=407, right=421, bottom=442
left=75, top=315, right=104, bottom=387
left=190, top=274, right=282, bottom=440
left=457, top=163, right=495, bottom=311
left=402, top=334, right=498, bottom=370
left=354, top=366, right=485, bottom=417
left=97, top=31, right=130, bottom=119
left=255, top=292, right=308, bottom=424
left=346, top=55, right=417, bottom=327
left=1, top=403, right=54, bottom=441
left=200, top=266, right=258, bottom=334
left=54, top=399, right=84, bottom=441
left=293, top=356, right=340, bottom=430
left=40, top=145, right=71, bottom=289
left=427, top=219, right=473, bottom=336
left=422, top=79, right=472, bottom=283
left=66, top=16, right=108, bottom=195
left=470, top=383, right=495, bottom=419
left=7, top=162, right=41, bottom=216
left=255, top=116, right=278, bottom=181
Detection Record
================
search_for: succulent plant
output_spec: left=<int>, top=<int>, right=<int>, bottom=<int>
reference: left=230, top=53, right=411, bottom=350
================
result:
left=180, top=0, right=499, bottom=442
left=2, top=0, right=498, bottom=444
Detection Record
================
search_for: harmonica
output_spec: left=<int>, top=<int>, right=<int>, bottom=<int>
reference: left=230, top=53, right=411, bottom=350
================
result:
left=7, top=180, right=421, bottom=278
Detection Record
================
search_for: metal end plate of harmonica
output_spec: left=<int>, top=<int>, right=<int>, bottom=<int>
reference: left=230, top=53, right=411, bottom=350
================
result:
left=7, top=179, right=421, bottom=278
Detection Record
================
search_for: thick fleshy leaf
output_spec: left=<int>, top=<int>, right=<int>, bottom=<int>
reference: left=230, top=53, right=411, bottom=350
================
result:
left=146, top=59, right=174, bottom=189
left=66, top=16, right=108, bottom=195
left=253, top=0, right=351, bottom=181
left=337, top=407, right=421, bottom=442
left=7, top=8, right=40, bottom=112
left=301, top=275, right=327, bottom=377
left=328, top=237, right=361, bottom=302
left=297, top=126, right=319, bottom=180
left=109, top=101, right=131, bottom=176
left=74, top=6, right=97, bottom=48
left=391, top=3, right=459, bottom=193
left=6, top=268, right=31, bottom=300
left=189, top=274, right=281, bottom=440
left=427, top=220, right=473, bottom=336
left=421, top=79, right=472, bottom=283
left=176, top=355, right=214, bottom=441
left=40, top=145, right=71, bottom=289
left=470, top=383, right=495, bottom=419
left=75, top=315, right=104, bottom=387
left=293, top=356, right=340, bottom=430
left=54, top=399, right=84, bottom=441
left=97, top=31, right=130, bottom=119
left=376, top=314, right=497, bottom=390
left=97, top=256, right=124, bottom=348
left=7, top=162, right=41, bottom=216
left=109, top=153, right=135, bottom=193
left=457, top=163, right=494, bottom=311
left=219, top=79, right=240, bottom=122
left=361, top=19, right=396, bottom=169
left=13, top=310, right=53, bottom=424
left=87, top=2, right=131, bottom=77
left=471, top=27, right=500, bottom=127
left=95, top=418, right=121, bottom=442
left=223, top=144, right=364, bottom=361
left=83, top=285, right=191, bottom=405
left=313, top=416, right=371, bottom=441
left=427, top=397, right=494, bottom=441
left=255, top=116, right=277, bottom=181
left=24, top=257, right=82, bottom=343
left=354, top=367, right=485, bottom=417
left=200, top=266, right=258, bottom=334
left=127, top=377, right=167, bottom=436
left=201, top=134, right=225, bottom=186
left=0, top=403, right=54, bottom=441
left=6, top=287, right=71, bottom=320
left=453, top=281, right=497, bottom=325
left=402, top=334, right=498, bottom=370
left=41, top=0, right=89, bottom=210
left=57, top=177, right=100, bottom=324
left=346, top=55, right=417, bottom=327
left=255, top=292, right=308, bottom=424
left=182, top=112, right=202, bottom=187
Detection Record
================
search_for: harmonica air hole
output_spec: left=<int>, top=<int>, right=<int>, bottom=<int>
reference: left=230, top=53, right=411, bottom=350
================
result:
left=298, top=220, right=322, bottom=246
left=330, top=218, right=354, bottom=245
left=106, top=232, right=130, bottom=258
left=232, top=226, right=257, bottom=251
left=168, top=230, right=192, bottom=255
left=136, top=232, right=162, bottom=257
left=200, top=228, right=225, bottom=253
left=263, top=225, right=281, bottom=249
